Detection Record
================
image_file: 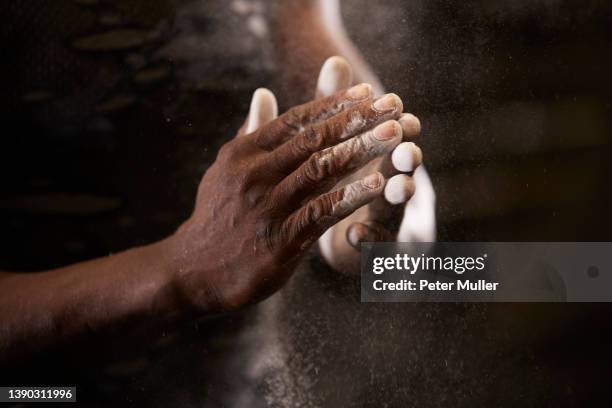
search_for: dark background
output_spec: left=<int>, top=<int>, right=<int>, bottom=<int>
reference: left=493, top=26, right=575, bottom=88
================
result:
left=345, top=0, right=612, bottom=241
left=1, top=0, right=612, bottom=406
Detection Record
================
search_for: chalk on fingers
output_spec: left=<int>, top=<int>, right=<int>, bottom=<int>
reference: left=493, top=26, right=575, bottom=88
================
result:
left=384, top=174, right=416, bottom=205
left=391, top=142, right=423, bottom=173
left=316, top=56, right=353, bottom=98
left=246, top=88, right=278, bottom=134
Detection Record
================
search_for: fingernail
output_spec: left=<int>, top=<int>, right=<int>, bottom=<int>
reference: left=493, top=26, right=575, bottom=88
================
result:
left=373, top=93, right=403, bottom=112
left=363, top=173, right=383, bottom=189
left=347, top=83, right=372, bottom=100
left=374, top=120, right=402, bottom=141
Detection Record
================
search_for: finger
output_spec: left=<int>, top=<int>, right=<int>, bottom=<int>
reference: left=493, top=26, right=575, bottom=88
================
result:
left=346, top=222, right=395, bottom=250
left=391, top=142, right=423, bottom=173
left=244, top=88, right=278, bottom=135
left=399, top=113, right=421, bottom=142
left=268, top=93, right=404, bottom=173
left=359, top=154, right=419, bottom=244
left=282, top=172, right=385, bottom=249
left=378, top=141, right=423, bottom=180
left=378, top=113, right=423, bottom=177
left=367, top=174, right=416, bottom=235
left=398, top=166, right=437, bottom=242
left=273, top=120, right=402, bottom=207
left=254, top=83, right=372, bottom=149
left=315, top=56, right=353, bottom=99
left=384, top=174, right=416, bottom=205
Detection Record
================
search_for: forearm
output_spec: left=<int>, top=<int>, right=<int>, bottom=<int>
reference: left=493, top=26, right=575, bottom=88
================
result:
left=276, top=0, right=384, bottom=97
left=0, top=237, right=184, bottom=364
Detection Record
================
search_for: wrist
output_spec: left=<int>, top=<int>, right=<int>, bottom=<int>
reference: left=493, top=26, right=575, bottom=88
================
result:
left=162, top=222, right=224, bottom=316
left=129, top=235, right=195, bottom=322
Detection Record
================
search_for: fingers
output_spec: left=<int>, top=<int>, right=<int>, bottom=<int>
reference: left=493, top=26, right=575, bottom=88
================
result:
left=378, top=113, right=423, bottom=177
left=268, top=93, right=404, bottom=173
left=244, top=88, right=278, bottom=135
left=368, top=128, right=420, bottom=238
left=282, top=173, right=385, bottom=249
left=368, top=142, right=420, bottom=236
left=391, top=142, right=423, bottom=173
left=385, top=174, right=416, bottom=205
left=253, top=83, right=372, bottom=149
left=399, top=113, right=421, bottom=142
left=370, top=112, right=421, bottom=232
left=380, top=114, right=422, bottom=204
left=315, top=56, right=353, bottom=99
left=273, top=120, right=402, bottom=207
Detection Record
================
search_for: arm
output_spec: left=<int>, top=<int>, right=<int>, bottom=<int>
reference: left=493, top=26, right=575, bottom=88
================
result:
left=0, top=239, right=180, bottom=364
left=0, top=82, right=413, bottom=364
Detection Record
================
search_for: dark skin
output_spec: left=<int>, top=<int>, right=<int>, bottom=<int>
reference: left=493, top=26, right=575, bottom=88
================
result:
left=0, top=82, right=420, bottom=364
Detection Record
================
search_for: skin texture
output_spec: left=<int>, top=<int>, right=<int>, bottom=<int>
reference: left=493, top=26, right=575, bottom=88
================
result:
left=270, top=1, right=432, bottom=266
left=242, top=56, right=425, bottom=278
left=169, top=84, right=404, bottom=312
left=0, top=79, right=422, bottom=364
left=312, top=57, right=424, bottom=272
left=279, top=2, right=433, bottom=273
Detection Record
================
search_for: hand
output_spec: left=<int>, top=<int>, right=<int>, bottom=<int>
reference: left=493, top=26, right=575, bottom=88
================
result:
left=169, top=83, right=407, bottom=312
left=314, top=57, right=431, bottom=274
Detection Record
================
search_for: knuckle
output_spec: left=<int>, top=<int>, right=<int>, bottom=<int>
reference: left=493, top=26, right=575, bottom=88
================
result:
left=307, top=196, right=333, bottom=224
left=244, top=183, right=267, bottom=207
left=297, top=125, right=324, bottom=153
left=281, top=107, right=304, bottom=132
left=255, top=217, right=277, bottom=251
left=348, top=134, right=367, bottom=158
left=322, top=117, right=342, bottom=140
left=251, top=128, right=269, bottom=147
left=303, top=151, right=332, bottom=185
left=216, top=141, right=236, bottom=160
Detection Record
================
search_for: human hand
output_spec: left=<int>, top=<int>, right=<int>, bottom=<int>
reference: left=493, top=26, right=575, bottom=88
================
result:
left=169, top=83, right=407, bottom=312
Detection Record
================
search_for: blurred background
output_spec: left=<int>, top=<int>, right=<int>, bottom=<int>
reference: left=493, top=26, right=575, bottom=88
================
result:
left=345, top=0, right=612, bottom=241
left=1, top=0, right=612, bottom=406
